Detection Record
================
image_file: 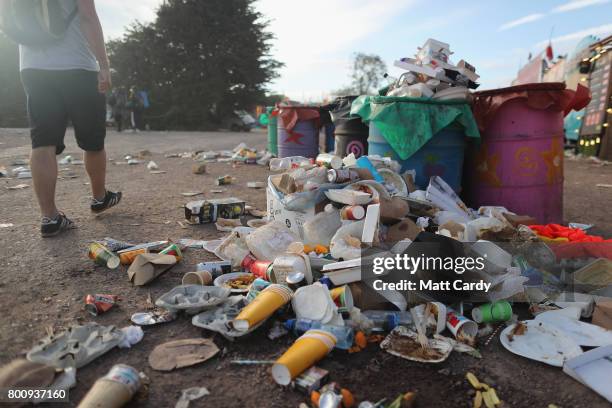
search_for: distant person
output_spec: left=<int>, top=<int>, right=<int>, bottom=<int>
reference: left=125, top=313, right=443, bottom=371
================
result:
left=0, top=0, right=122, bottom=237
left=127, top=87, right=144, bottom=132
left=109, top=88, right=127, bottom=132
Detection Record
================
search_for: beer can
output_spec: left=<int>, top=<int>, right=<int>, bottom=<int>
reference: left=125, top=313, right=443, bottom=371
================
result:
left=316, top=154, right=342, bottom=170
left=85, top=294, right=119, bottom=316
left=88, top=243, right=120, bottom=269
left=327, top=169, right=359, bottom=183
left=250, top=260, right=273, bottom=280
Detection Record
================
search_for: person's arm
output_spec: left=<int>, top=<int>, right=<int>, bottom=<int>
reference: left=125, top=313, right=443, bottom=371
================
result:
left=77, top=0, right=111, bottom=92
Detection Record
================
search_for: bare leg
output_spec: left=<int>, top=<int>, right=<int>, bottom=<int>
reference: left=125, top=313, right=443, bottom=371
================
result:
left=84, top=149, right=107, bottom=200
left=30, top=146, right=59, bottom=219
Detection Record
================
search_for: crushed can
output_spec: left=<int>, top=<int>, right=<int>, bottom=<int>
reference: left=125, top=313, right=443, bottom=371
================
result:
left=85, top=294, right=120, bottom=316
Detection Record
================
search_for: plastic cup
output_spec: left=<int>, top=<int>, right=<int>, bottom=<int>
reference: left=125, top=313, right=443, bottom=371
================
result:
left=472, top=301, right=512, bottom=323
left=233, top=284, right=293, bottom=331
left=182, top=271, right=213, bottom=286
left=272, top=331, right=336, bottom=385
left=330, top=285, right=354, bottom=313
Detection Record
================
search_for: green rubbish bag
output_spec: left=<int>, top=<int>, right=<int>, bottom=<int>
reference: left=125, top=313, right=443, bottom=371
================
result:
left=350, top=95, right=480, bottom=160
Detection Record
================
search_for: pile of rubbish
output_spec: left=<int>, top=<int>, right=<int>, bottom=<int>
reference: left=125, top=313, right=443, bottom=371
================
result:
left=5, top=148, right=608, bottom=407
left=385, top=38, right=479, bottom=100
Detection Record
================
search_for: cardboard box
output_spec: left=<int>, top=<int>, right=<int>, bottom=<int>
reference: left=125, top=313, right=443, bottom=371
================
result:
left=185, top=198, right=245, bottom=224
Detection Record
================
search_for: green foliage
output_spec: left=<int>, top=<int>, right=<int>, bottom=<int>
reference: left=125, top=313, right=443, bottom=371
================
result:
left=108, top=0, right=282, bottom=130
left=334, top=52, right=387, bottom=97
left=0, top=34, right=27, bottom=127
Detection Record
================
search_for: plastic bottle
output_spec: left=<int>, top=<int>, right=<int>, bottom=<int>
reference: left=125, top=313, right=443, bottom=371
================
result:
left=361, top=310, right=414, bottom=332
left=284, top=319, right=354, bottom=350
left=355, top=156, right=384, bottom=183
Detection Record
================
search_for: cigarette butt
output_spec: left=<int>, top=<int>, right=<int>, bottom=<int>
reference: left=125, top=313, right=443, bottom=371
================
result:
left=480, top=383, right=490, bottom=391
left=466, top=372, right=481, bottom=389
left=488, top=388, right=501, bottom=405
left=473, top=391, right=483, bottom=408
left=482, top=390, right=496, bottom=408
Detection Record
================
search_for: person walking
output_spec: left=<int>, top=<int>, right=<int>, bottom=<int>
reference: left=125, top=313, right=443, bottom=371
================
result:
left=0, top=0, right=122, bottom=237
left=127, top=87, right=143, bottom=132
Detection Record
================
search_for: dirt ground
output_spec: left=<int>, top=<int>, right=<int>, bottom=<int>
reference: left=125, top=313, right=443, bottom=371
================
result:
left=1, top=128, right=611, bottom=408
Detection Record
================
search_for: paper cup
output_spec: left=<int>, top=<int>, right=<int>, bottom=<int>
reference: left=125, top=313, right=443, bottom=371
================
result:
left=272, top=332, right=335, bottom=385
left=182, top=270, right=213, bottom=286
left=233, top=284, right=292, bottom=331
left=265, top=284, right=294, bottom=302
left=77, top=364, right=140, bottom=408
left=330, top=286, right=354, bottom=313
left=472, top=301, right=512, bottom=323
left=446, top=310, right=478, bottom=338
left=302, top=330, right=337, bottom=351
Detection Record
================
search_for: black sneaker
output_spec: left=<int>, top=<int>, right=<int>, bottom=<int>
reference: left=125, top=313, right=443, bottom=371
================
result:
left=41, top=212, right=76, bottom=238
left=91, top=190, right=122, bottom=214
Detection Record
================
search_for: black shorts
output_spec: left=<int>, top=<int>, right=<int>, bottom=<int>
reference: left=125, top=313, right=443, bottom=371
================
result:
left=21, top=69, right=106, bottom=155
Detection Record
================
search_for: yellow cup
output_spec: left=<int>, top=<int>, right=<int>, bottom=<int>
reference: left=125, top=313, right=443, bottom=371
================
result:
left=233, top=284, right=292, bottom=331
left=272, top=331, right=336, bottom=385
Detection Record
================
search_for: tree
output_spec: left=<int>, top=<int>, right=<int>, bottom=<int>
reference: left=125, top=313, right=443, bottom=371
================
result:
left=108, top=0, right=282, bottom=130
left=0, top=34, right=27, bottom=127
left=334, top=53, right=387, bottom=96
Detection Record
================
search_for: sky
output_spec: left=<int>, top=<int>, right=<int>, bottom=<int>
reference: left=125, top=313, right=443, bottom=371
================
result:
left=97, top=0, right=612, bottom=102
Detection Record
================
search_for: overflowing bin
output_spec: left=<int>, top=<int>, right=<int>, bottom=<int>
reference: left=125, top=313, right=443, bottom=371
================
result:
left=352, top=96, right=480, bottom=192
left=465, top=83, right=590, bottom=224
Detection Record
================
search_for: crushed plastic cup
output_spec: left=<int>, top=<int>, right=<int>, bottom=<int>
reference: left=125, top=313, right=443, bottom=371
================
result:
left=271, top=329, right=337, bottom=385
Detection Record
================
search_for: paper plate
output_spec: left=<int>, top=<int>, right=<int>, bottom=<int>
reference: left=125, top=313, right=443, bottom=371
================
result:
left=380, top=326, right=452, bottom=363
left=534, top=311, right=612, bottom=347
left=500, top=320, right=583, bottom=367
left=213, top=272, right=255, bottom=293
left=292, top=284, right=330, bottom=322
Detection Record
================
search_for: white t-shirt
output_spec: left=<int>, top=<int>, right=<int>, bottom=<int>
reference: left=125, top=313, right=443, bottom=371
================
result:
left=19, top=0, right=99, bottom=72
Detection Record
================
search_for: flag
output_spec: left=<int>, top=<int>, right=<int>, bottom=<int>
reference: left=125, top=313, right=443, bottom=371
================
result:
left=546, top=42, right=554, bottom=61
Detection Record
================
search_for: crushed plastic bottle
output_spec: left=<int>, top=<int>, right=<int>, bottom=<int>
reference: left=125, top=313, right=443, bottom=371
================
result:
left=361, top=310, right=414, bottom=332
left=269, top=156, right=312, bottom=172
